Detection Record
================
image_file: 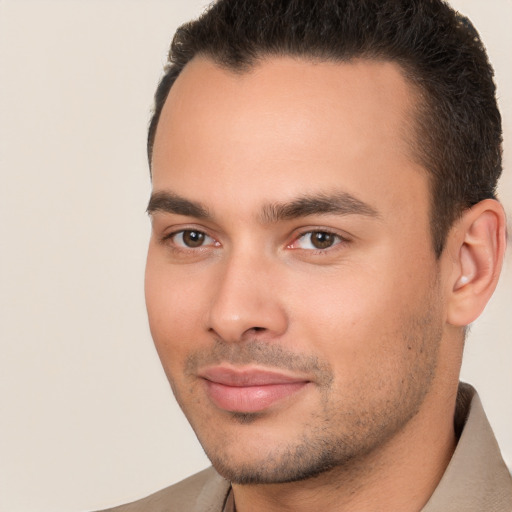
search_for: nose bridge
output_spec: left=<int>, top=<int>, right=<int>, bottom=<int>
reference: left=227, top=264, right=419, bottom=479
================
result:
left=207, top=246, right=288, bottom=342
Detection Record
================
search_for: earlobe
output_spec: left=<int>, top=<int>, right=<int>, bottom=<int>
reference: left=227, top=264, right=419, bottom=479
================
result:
left=447, top=199, right=507, bottom=327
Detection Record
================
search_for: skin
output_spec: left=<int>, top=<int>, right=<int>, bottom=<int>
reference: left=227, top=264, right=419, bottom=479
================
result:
left=145, top=57, right=504, bottom=511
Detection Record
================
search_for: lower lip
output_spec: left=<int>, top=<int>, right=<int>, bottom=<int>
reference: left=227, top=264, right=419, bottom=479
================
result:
left=205, top=380, right=308, bottom=413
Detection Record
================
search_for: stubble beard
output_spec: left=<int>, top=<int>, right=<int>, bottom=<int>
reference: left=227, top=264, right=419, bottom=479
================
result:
left=172, top=295, right=443, bottom=485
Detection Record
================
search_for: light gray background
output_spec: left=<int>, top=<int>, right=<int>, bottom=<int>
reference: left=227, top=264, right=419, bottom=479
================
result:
left=0, top=1, right=510, bottom=511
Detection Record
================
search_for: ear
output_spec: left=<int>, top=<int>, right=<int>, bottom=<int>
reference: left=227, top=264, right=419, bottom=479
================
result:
left=446, top=199, right=507, bottom=326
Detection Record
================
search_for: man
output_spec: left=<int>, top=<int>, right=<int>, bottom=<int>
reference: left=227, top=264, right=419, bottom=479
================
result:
left=102, top=0, right=511, bottom=510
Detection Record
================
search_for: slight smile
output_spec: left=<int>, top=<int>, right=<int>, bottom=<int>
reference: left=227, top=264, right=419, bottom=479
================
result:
left=199, top=366, right=311, bottom=413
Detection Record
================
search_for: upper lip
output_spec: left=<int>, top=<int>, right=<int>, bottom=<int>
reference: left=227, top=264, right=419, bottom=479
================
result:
left=198, top=366, right=310, bottom=386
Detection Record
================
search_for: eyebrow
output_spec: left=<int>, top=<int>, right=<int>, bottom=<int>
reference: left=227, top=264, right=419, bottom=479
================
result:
left=147, top=191, right=210, bottom=218
left=260, top=192, right=379, bottom=223
left=146, top=190, right=379, bottom=222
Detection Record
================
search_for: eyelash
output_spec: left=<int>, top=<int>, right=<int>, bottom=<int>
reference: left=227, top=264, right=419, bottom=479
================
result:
left=161, top=229, right=219, bottom=250
left=161, top=227, right=349, bottom=255
left=288, top=229, right=348, bottom=253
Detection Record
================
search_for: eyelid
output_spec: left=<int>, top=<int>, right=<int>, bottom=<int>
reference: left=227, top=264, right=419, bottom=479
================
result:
left=287, top=228, right=349, bottom=251
left=161, top=227, right=220, bottom=249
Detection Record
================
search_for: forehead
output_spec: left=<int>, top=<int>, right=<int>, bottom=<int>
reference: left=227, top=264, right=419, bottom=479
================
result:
left=151, top=56, right=428, bottom=217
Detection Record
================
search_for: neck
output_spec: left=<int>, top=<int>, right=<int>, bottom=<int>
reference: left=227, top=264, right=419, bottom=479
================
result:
left=232, top=382, right=459, bottom=512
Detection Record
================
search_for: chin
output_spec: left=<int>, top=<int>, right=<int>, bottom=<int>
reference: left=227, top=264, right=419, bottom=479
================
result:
left=209, top=449, right=347, bottom=485
left=201, top=430, right=358, bottom=485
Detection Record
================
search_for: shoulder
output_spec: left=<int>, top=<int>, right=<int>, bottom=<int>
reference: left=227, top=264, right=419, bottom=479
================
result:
left=96, top=467, right=231, bottom=512
left=422, top=383, right=512, bottom=511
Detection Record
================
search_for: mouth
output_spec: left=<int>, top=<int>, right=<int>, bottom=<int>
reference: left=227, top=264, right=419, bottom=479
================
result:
left=198, top=366, right=311, bottom=413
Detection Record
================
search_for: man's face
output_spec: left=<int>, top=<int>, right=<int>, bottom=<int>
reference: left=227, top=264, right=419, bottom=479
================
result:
left=146, top=57, right=446, bottom=483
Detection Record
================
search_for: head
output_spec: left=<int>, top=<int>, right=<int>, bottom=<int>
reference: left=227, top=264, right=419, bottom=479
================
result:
left=147, top=0, right=503, bottom=257
left=144, top=0, right=506, bottom=487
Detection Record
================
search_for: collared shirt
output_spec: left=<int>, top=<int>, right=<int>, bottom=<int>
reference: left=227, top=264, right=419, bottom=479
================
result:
left=222, top=383, right=511, bottom=512
left=421, top=384, right=512, bottom=511
left=222, top=491, right=235, bottom=512
left=98, top=383, right=512, bottom=512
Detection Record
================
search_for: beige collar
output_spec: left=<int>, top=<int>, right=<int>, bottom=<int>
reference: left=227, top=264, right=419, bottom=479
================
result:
left=222, top=383, right=512, bottom=512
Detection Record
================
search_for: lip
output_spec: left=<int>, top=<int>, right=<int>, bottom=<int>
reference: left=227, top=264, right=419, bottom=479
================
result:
left=199, top=366, right=310, bottom=413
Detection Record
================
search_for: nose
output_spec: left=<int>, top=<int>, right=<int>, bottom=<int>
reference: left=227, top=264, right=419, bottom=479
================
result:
left=207, top=251, right=288, bottom=343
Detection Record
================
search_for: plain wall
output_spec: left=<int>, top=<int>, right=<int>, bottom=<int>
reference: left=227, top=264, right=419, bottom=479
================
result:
left=0, top=1, right=510, bottom=511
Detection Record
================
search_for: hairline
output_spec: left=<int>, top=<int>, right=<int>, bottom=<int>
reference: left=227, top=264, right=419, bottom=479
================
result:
left=148, top=53, right=448, bottom=257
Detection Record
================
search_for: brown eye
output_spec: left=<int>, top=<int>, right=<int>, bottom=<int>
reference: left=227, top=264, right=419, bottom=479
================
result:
left=290, top=230, right=343, bottom=251
left=310, top=231, right=336, bottom=249
left=183, top=230, right=205, bottom=247
left=173, top=230, right=211, bottom=248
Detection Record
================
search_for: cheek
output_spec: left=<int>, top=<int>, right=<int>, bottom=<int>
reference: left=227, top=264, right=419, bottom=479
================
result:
left=144, top=253, right=208, bottom=364
left=288, top=258, right=433, bottom=375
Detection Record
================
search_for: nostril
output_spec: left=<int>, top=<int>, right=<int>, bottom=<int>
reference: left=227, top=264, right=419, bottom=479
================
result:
left=243, top=326, right=266, bottom=337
